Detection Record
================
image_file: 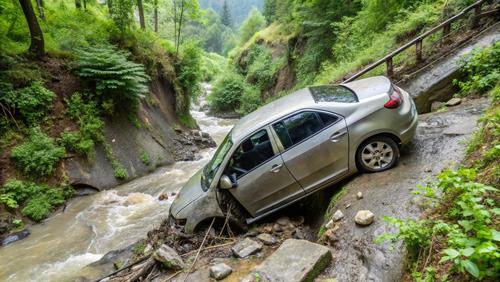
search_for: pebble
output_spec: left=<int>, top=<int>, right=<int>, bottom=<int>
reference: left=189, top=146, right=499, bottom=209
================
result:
left=356, top=192, right=363, bottom=199
left=210, top=263, right=233, bottom=280
left=446, top=97, right=462, bottom=106
left=331, top=210, right=344, bottom=221
left=257, top=233, right=277, bottom=245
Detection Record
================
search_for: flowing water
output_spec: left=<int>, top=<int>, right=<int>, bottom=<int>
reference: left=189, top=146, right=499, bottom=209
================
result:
left=0, top=83, right=236, bottom=282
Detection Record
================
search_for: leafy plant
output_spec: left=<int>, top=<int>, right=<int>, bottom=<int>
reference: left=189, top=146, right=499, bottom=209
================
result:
left=77, top=44, right=150, bottom=114
left=378, top=168, right=500, bottom=280
left=454, top=42, right=500, bottom=96
left=11, top=127, right=66, bottom=178
left=140, top=150, right=151, bottom=166
left=0, top=179, right=73, bottom=222
left=0, top=81, right=55, bottom=125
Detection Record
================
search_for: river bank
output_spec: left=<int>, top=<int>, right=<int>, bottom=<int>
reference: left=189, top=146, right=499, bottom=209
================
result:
left=0, top=84, right=236, bottom=281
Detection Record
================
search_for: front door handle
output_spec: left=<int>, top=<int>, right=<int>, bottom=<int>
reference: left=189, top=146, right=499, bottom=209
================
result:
left=270, top=164, right=283, bottom=173
left=330, top=130, right=347, bottom=142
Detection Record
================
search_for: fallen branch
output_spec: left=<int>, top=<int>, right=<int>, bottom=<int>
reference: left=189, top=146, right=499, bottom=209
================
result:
left=93, top=255, right=149, bottom=282
left=181, top=241, right=236, bottom=257
left=161, top=270, right=182, bottom=282
left=182, top=217, right=216, bottom=282
left=129, top=257, right=156, bottom=282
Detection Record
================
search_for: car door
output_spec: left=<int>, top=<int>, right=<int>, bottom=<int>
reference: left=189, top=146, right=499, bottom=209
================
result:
left=272, top=110, right=349, bottom=193
left=224, top=126, right=304, bottom=217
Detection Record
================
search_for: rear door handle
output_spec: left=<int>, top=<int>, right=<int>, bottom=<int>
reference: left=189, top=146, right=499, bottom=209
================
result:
left=270, top=164, right=283, bottom=173
left=330, top=130, right=347, bottom=142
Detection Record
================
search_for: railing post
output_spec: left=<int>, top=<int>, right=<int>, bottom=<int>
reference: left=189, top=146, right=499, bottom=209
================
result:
left=415, top=39, right=423, bottom=63
left=443, top=23, right=451, bottom=37
left=471, top=2, right=482, bottom=28
left=386, top=57, right=394, bottom=78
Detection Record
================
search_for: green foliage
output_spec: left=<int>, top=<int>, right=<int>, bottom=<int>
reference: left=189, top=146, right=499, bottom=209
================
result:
left=0, top=81, right=55, bottom=126
left=62, top=93, right=104, bottom=158
left=140, top=150, right=151, bottom=166
left=113, top=163, right=129, bottom=180
left=0, top=179, right=73, bottom=222
left=11, top=127, right=66, bottom=178
left=378, top=169, right=500, bottom=280
left=209, top=72, right=244, bottom=111
left=239, top=8, right=266, bottom=45
left=177, top=42, right=203, bottom=106
left=454, top=42, right=500, bottom=97
left=77, top=44, right=150, bottom=114
left=238, top=86, right=261, bottom=114
left=200, top=52, right=226, bottom=81
left=111, top=0, right=135, bottom=33
left=246, top=45, right=276, bottom=89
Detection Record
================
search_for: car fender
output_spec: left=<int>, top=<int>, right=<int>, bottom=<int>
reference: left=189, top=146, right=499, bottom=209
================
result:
left=178, top=187, right=225, bottom=233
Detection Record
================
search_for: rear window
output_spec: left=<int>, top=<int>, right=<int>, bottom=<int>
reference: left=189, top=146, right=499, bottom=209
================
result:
left=309, top=85, right=358, bottom=103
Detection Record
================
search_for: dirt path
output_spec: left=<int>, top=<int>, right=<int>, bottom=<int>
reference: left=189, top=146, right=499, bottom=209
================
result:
left=318, top=97, right=490, bottom=282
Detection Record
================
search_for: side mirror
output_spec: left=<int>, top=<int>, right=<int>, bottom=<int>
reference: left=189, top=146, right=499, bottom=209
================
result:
left=219, top=175, right=234, bottom=189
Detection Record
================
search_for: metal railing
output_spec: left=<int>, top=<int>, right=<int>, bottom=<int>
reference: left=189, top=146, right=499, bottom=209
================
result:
left=344, top=0, right=499, bottom=83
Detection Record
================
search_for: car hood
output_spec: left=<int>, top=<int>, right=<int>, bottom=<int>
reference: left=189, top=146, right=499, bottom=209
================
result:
left=170, top=169, right=205, bottom=217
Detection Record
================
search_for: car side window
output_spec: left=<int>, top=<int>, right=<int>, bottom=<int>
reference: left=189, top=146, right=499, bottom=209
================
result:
left=273, top=111, right=337, bottom=150
left=318, top=112, right=339, bottom=126
left=226, top=130, right=275, bottom=179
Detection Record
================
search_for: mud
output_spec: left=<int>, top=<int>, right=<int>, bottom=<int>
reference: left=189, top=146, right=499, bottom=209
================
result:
left=317, top=97, right=490, bottom=282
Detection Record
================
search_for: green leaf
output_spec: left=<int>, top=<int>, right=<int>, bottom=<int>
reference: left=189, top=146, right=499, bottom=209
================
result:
left=443, top=248, right=460, bottom=259
left=461, top=247, right=474, bottom=257
left=492, top=230, right=500, bottom=242
left=462, top=260, right=480, bottom=278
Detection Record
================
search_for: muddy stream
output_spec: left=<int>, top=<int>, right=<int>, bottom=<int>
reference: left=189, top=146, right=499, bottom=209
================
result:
left=0, top=84, right=236, bottom=282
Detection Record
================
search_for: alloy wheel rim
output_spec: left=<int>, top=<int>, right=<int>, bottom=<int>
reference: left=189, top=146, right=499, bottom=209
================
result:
left=361, top=141, right=394, bottom=170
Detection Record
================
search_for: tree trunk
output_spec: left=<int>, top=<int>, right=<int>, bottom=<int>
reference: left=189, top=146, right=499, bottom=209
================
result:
left=83, top=0, right=87, bottom=10
left=35, top=0, right=45, bottom=20
left=75, top=0, right=81, bottom=9
left=107, top=0, right=112, bottom=16
left=154, top=0, right=158, bottom=32
left=137, top=0, right=145, bottom=29
left=18, top=0, right=44, bottom=58
left=173, top=0, right=177, bottom=48
left=176, top=0, right=185, bottom=55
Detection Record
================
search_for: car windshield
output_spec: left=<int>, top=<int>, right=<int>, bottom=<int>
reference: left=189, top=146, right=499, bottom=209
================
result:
left=201, top=133, right=233, bottom=191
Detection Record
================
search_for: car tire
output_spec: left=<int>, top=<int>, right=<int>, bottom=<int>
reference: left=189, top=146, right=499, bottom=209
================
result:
left=356, top=136, right=399, bottom=173
left=216, top=190, right=249, bottom=233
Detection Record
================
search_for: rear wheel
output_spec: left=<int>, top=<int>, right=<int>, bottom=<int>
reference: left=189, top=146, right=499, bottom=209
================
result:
left=356, top=136, right=399, bottom=172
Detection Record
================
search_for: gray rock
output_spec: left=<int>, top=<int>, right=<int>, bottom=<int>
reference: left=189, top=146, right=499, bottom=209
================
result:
left=231, top=238, right=263, bottom=258
left=1, top=229, right=30, bottom=246
left=331, top=210, right=344, bottom=221
left=250, top=239, right=331, bottom=282
left=277, top=216, right=291, bottom=226
left=257, top=233, right=277, bottom=245
left=356, top=192, right=363, bottom=199
left=446, top=97, right=462, bottom=106
left=354, top=210, right=375, bottom=226
left=431, top=101, right=444, bottom=111
left=153, top=244, right=185, bottom=270
left=210, top=263, right=232, bottom=280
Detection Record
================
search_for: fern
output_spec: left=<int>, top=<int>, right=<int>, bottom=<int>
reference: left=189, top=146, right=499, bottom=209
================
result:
left=77, top=44, right=150, bottom=113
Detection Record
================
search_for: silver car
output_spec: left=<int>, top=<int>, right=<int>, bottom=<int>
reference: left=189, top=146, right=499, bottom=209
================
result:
left=170, top=76, right=418, bottom=233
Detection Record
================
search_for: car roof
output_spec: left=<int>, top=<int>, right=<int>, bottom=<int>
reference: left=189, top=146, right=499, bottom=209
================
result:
left=230, top=76, right=391, bottom=143
left=231, top=88, right=316, bottom=142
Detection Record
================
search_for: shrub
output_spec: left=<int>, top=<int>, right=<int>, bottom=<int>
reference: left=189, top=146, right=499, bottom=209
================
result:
left=246, top=47, right=276, bottom=89
left=77, top=44, right=150, bottom=114
left=238, top=86, right=262, bottom=114
left=0, top=179, right=72, bottom=221
left=11, top=127, right=66, bottom=178
left=0, top=82, right=55, bottom=125
left=378, top=169, right=500, bottom=280
left=62, top=93, right=105, bottom=157
left=209, top=72, right=248, bottom=112
left=454, top=42, right=500, bottom=96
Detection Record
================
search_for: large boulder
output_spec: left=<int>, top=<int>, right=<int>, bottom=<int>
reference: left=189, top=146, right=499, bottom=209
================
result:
left=153, top=244, right=185, bottom=270
left=231, top=238, right=263, bottom=258
left=247, top=239, right=331, bottom=282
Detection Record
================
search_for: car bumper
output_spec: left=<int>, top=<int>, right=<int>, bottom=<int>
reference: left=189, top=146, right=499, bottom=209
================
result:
left=400, top=101, right=418, bottom=144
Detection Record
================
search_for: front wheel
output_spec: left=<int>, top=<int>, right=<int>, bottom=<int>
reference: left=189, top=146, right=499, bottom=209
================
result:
left=356, top=136, right=399, bottom=172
